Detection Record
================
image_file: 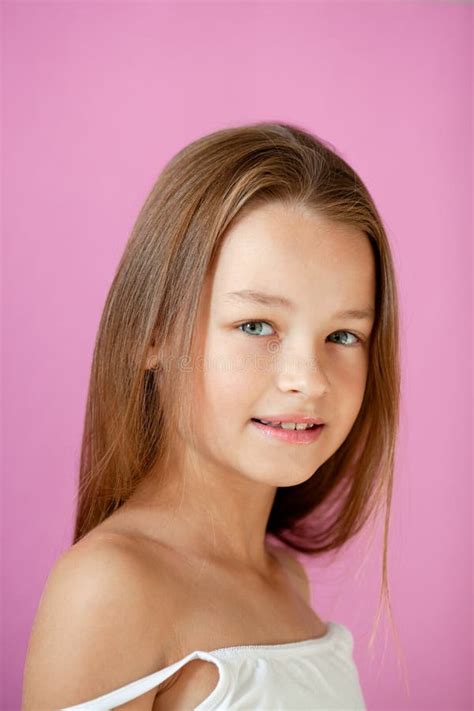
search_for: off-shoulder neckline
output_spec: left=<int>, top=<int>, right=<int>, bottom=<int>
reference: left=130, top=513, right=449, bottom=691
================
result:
left=207, top=619, right=341, bottom=655
left=59, top=621, right=350, bottom=710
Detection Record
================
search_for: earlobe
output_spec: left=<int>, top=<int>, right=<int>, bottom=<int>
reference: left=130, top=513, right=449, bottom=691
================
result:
left=145, top=338, right=161, bottom=370
left=146, top=354, right=160, bottom=370
left=146, top=332, right=168, bottom=371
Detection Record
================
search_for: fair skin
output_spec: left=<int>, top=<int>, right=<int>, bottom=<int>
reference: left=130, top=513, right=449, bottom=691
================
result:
left=22, top=201, right=376, bottom=710
left=119, top=200, right=375, bottom=575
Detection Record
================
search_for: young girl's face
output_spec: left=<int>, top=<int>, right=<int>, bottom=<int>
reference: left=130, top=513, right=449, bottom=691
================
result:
left=187, top=201, right=376, bottom=488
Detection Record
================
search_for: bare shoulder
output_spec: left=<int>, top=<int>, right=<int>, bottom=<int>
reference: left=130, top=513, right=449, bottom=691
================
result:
left=22, top=532, right=176, bottom=710
left=268, top=543, right=312, bottom=605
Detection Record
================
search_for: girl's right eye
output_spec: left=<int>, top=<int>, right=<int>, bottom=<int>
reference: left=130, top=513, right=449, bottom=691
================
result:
left=238, top=321, right=275, bottom=337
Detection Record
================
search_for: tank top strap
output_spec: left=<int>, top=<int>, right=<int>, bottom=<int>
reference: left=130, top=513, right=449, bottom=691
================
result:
left=61, top=649, right=225, bottom=710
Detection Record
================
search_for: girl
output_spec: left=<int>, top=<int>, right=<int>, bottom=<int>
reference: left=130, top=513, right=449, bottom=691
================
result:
left=22, top=122, right=401, bottom=710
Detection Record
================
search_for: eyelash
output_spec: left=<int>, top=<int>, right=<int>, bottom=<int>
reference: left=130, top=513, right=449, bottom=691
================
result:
left=237, top=320, right=363, bottom=347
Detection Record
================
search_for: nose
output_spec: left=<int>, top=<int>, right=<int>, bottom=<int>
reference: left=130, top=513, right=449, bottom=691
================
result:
left=273, top=344, right=330, bottom=397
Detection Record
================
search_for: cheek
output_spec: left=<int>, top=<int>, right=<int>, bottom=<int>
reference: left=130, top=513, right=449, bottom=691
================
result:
left=331, top=348, right=369, bottom=385
left=204, top=362, right=261, bottom=411
left=332, top=358, right=369, bottom=427
left=341, top=363, right=368, bottom=395
left=204, top=334, right=265, bottom=394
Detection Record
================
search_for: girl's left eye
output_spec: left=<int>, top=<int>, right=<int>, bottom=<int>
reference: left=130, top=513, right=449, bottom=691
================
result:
left=237, top=321, right=362, bottom=346
left=329, top=330, right=361, bottom=346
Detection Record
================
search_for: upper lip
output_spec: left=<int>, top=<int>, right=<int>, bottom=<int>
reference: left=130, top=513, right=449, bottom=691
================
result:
left=253, top=413, right=325, bottom=425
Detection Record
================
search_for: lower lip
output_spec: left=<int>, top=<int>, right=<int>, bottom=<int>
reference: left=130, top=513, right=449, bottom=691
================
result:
left=250, top=419, right=325, bottom=444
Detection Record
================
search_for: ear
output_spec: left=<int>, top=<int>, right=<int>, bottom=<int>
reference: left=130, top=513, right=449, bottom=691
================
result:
left=146, top=354, right=160, bottom=370
left=145, top=336, right=162, bottom=371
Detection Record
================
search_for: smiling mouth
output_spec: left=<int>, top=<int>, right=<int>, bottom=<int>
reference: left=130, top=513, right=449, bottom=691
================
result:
left=251, top=418, right=320, bottom=430
left=249, top=418, right=325, bottom=444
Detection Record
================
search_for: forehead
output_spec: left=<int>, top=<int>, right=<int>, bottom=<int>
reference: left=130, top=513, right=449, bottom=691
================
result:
left=209, top=202, right=376, bottom=307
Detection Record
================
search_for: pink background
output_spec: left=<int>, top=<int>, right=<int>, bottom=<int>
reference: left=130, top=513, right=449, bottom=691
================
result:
left=2, top=1, right=472, bottom=709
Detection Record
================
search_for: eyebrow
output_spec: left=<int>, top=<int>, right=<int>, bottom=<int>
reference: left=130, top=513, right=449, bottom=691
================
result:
left=224, top=289, right=375, bottom=320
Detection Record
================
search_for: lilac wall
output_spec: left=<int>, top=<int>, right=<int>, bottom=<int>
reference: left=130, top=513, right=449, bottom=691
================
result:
left=2, top=2, right=472, bottom=710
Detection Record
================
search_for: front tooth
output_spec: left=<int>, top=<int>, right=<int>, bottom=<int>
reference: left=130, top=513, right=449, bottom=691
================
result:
left=258, top=420, right=313, bottom=430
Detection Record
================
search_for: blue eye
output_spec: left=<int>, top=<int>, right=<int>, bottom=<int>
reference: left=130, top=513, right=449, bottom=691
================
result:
left=237, top=322, right=362, bottom=346
left=328, top=330, right=361, bottom=346
left=238, top=321, right=275, bottom=337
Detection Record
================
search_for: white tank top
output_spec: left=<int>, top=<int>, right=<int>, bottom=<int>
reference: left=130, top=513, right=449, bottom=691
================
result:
left=61, top=620, right=366, bottom=710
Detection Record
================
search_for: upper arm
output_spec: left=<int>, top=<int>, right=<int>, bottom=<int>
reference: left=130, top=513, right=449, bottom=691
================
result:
left=22, top=535, right=170, bottom=710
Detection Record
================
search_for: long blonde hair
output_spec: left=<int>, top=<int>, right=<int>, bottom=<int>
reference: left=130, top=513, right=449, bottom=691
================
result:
left=72, top=121, right=402, bottom=667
